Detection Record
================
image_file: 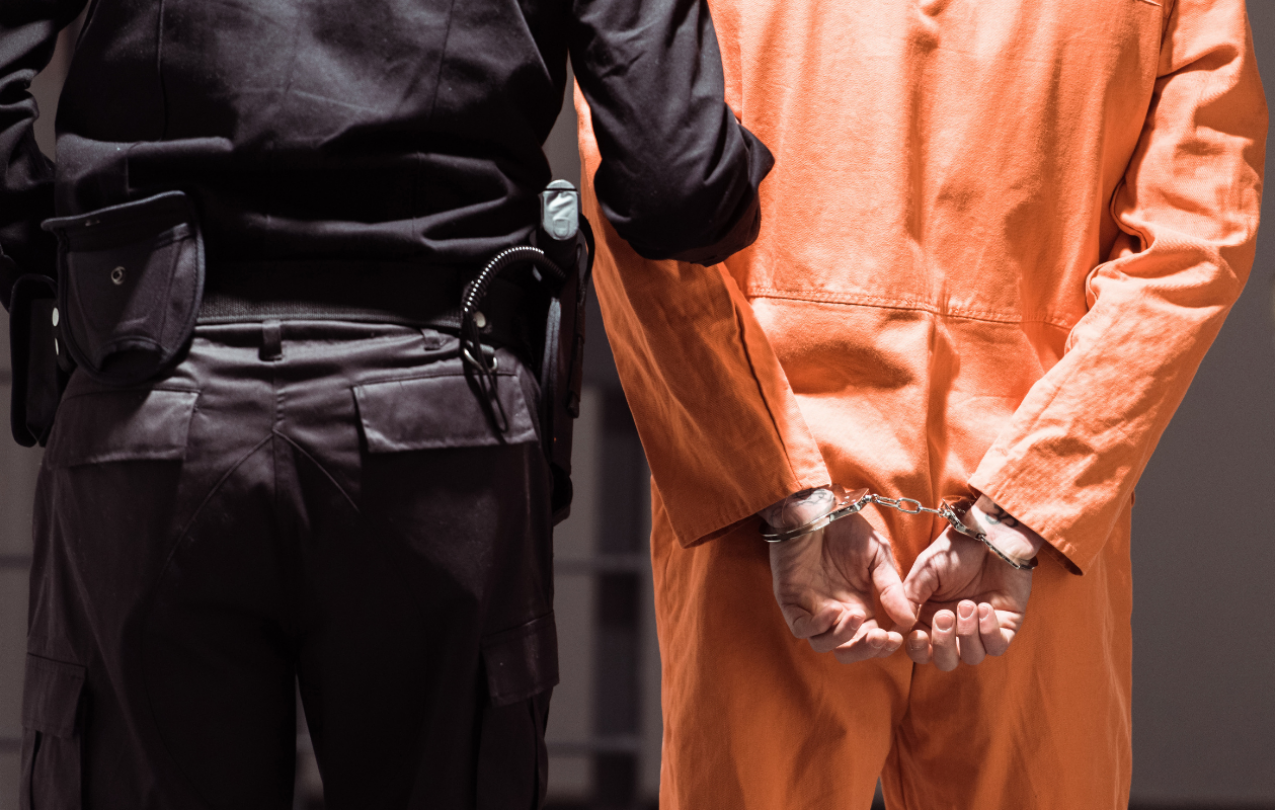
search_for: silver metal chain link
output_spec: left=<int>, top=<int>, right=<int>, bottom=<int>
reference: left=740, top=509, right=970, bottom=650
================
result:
left=761, top=487, right=1039, bottom=570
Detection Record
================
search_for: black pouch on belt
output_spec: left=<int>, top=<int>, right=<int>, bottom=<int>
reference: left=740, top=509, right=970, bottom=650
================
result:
left=40, top=190, right=205, bottom=387
left=8, top=274, right=68, bottom=447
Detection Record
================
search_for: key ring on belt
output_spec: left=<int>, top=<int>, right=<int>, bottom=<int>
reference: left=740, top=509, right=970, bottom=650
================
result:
left=760, top=485, right=1039, bottom=571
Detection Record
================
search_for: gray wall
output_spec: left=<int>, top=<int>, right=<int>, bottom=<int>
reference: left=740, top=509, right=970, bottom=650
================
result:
left=1128, top=1, right=1275, bottom=802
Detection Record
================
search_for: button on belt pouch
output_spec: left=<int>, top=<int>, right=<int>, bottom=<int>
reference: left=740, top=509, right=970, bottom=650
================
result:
left=8, top=274, right=67, bottom=447
left=41, top=190, right=205, bottom=386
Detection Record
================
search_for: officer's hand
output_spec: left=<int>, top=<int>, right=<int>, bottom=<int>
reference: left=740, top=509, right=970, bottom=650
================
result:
left=767, top=505, right=917, bottom=664
left=901, top=496, right=1043, bottom=671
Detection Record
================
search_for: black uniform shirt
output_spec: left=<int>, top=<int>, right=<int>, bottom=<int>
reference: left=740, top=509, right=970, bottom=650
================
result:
left=0, top=0, right=773, bottom=308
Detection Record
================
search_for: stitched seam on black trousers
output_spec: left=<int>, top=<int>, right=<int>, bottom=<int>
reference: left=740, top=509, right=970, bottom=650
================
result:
left=272, top=430, right=360, bottom=512
left=141, top=433, right=274, bottom=808
left=166, top=433, right=276, bottom=561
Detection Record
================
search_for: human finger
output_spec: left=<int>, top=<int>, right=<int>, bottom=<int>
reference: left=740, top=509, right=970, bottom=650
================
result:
left=956, top=600, right=985, bottom=665
left=871, top=545, right=917, bottom=631
left=978, top=603, right=1013, bottom=656
left=832, top=624, right=892, bottom=665
left=781, top=598, right=841, bottom=641
left=906, top=628, right=932, bottom=665
left=805, top=604, right=867, bottom=653
left=931, top=610, right=959, bottom=671
left=901, top=541, right=945, bottom=609
left=875, top=630, right=905, bottom=658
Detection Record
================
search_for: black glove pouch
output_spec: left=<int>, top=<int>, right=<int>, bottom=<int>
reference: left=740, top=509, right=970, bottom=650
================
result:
left=8, top=274, right=67, bottom=447
left=41, top=191, right=205, bottom=387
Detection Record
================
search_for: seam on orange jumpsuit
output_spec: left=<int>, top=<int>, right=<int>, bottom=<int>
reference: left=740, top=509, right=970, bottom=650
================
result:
left=731, top=286, right=831, bottom=493
left=748, top=288, right=1080, bottom=330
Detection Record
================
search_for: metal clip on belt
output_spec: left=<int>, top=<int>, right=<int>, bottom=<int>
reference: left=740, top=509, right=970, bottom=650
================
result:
left=458, top=246, right=565, bottom=434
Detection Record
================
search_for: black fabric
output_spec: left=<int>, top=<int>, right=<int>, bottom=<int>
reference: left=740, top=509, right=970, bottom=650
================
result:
left=28, top=321, right=557, bottom=809
left=8, top=273, right=63, bottom=446
left=0, top=0, right=774, bottom=309
left=43, top=191, right=205, bottom=385
left=536, top=225, right=592, bottom=523
left=19, top=655, right=86, bottom=810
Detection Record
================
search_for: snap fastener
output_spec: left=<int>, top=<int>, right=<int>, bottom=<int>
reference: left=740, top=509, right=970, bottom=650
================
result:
left=51, top=307, right=59, bottom=327
left=473, top=311, right=487, bottom=329
left=111, top=266, right=126, bottom=285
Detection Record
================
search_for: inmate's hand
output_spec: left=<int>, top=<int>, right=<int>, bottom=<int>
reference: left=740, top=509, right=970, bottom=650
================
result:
left=764, top=491, right=917, bottom=663
left=902, top=496, right=1044, bottom=671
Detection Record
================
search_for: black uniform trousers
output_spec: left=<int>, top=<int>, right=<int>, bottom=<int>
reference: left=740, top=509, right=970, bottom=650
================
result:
left=21, top=319, right=558, bottom=809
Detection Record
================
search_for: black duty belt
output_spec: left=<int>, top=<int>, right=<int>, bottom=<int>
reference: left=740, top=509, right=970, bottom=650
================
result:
left=198, top=259, right=533, bottom=349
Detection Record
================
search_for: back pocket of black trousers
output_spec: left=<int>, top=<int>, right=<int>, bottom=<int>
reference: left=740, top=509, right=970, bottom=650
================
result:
left=42, top=191, right=205, bottom=386
left=477, top=613, right=559, bottom=810
left=20, top=655, right=87, bottom=810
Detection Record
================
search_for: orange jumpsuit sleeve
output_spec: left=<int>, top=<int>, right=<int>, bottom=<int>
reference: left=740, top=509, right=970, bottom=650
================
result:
left=969, top=0, right=1267, bottom=573
left=575, top=88, right=830, bottom=548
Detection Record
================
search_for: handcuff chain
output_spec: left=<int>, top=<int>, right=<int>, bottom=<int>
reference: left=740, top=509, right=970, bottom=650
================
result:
left=868, top=495, right=979, bottom=544
left=761, top=487, right=1039, bottom=571
left=873, top=496, right=940, bottom=518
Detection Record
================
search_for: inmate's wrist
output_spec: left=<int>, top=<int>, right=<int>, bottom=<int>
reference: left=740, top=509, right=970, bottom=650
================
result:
left=972, top=495, right=1046, bottom=563
left=758, top=487, right=838, bottom=534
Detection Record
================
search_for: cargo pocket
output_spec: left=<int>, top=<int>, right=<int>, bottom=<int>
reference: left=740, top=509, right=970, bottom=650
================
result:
left=476, top=613, right=559, bottom=810
left=20, top=655, right=87, bottom=810
left=44, top=388, right=199, bottom=468
left=42, top=191, right=205, bottom=386
left=354, top=363, right=540, bottom=451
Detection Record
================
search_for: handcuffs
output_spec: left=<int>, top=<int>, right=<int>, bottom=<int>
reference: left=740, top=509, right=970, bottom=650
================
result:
left=760, top=485, right=1039, bottom=571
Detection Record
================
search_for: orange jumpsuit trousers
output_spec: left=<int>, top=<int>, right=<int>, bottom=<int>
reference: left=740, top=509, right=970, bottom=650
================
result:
left=576, top=0, right=1267, bottom=807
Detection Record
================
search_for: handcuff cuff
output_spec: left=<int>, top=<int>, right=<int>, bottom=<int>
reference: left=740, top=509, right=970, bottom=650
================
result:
left=760, top=485, right=1039, bottom=571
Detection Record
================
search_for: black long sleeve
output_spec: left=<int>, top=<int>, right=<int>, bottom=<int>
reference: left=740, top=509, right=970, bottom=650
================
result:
left=570, top=0, right=772, bottom=265
left=0, top=0, right=85, bottom=309
left=0, top=0, right=771, bottom=310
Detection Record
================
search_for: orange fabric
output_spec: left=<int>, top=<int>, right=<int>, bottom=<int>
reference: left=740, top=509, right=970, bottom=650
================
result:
left=575, top=182, right=832, bottom=545
left=576, top=0, right=1265, bottom=806
left=650, top=487, right=1134, bottom=809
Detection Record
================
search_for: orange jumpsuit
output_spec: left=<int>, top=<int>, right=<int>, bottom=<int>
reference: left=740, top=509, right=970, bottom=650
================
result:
left=575, top=0, right=1267, bottom=807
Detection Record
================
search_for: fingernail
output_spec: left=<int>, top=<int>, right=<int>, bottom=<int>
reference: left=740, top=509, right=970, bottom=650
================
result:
left=959, top=603, right=975, bottom=619
left=869, top=635, right=884, bottom=648
left=935, top=614, right=954, bottom=631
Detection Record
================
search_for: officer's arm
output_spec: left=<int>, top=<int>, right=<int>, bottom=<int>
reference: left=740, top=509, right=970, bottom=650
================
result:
left=0, top=0, right=86, bottom=310
left=568, top=0, right=773, bottom=266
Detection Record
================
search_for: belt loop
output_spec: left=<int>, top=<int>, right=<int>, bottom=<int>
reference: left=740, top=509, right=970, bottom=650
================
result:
left=260, top=319, right=283, bottom=362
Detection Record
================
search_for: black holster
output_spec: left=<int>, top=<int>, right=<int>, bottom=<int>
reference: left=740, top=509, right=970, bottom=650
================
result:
left=459, top=183, right=594, bottom=525
left=536, top=218, right=594, bottom=524
left=8, top=274, right=67, bottom=447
